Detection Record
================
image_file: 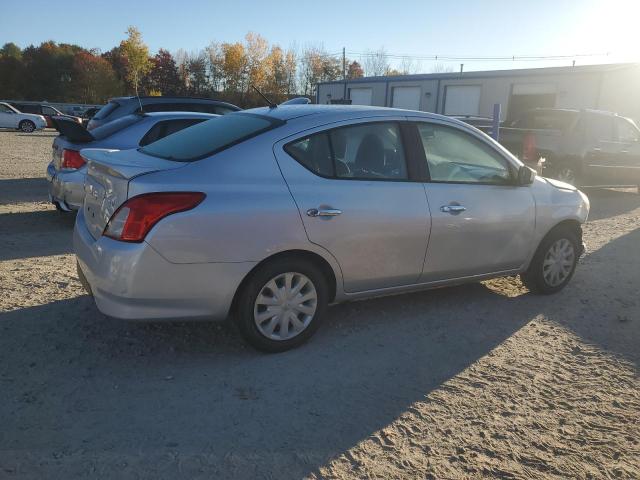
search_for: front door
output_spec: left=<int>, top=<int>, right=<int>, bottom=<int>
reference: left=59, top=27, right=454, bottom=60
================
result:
left=274, top=120, right=430, bottom=292
left=0, top=104, right=17, bottom=128
left=582, top=113, right=621, bottom=186
left=414, top=121, right=536, bottom=282
left=613, top=116, right=640, bottom=186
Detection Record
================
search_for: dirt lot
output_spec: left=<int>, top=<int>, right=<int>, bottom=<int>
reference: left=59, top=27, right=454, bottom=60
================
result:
left=0, top=130, right=639, bottom=479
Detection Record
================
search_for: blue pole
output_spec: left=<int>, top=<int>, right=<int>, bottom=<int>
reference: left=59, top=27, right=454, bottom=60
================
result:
left=491, top=103, right=501, bottom=141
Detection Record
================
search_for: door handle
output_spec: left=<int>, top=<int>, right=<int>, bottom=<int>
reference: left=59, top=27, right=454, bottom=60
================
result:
left=306, top=208, right=342, bottom=217
left=440, top=205, right=466, bottom=214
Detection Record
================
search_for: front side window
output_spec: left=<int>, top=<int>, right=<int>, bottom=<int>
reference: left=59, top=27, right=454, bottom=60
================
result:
left=418, top=123, right=512, bottom=184
left=616, top=117, right=640, bottom=143
left=285, top=122, right=408, bottom=180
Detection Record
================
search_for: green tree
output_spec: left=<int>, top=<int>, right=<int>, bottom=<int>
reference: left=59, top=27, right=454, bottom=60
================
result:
left=120, top=26, right=151, bottom=95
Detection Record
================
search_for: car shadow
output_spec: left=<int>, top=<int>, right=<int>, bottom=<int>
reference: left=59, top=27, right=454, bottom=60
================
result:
left=0, top=177, right=51, bottom=204
left=0, top=209, right=75, bottom=260
left=581, top=187, right=640, bottom=221
left=1, top=226, right=637, bottom=478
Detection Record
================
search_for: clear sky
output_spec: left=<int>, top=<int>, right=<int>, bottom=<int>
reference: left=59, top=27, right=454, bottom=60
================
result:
left=3, top=0, right=639, bottom=72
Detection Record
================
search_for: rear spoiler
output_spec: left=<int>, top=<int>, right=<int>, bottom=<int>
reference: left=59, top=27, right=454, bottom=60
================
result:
left=52, top=116, right=94, bottom=143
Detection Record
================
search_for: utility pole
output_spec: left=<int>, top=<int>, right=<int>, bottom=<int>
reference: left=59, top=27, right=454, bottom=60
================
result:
left=343, top=47, right=347, bottom=101
left=342, top=47, right=346, bottom=80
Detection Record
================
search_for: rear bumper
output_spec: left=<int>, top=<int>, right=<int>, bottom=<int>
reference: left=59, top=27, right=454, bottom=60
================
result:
left=47, top=163, right=85, bottom=210
left=73, top=210, right=256, bottom=321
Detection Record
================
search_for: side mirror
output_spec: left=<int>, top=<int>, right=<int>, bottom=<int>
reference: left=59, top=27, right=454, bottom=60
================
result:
left=517, top=165, right=536, bottom=185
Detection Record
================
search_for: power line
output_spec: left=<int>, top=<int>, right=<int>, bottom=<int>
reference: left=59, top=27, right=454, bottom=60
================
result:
left=343, top=51, right=612, bottom=62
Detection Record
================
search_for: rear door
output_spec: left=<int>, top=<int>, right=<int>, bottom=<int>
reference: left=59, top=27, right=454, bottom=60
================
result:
left=413, top=120, right=536, bottom=281
left=274, top=119, right=430, bottom=292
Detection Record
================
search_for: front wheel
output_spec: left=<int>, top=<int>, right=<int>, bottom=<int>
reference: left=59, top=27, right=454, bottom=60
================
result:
left=521, top=227, right=581, bottom=294
left=235, top=258, right=328, bottom=352
left=19, top=120, right=36, bottom=133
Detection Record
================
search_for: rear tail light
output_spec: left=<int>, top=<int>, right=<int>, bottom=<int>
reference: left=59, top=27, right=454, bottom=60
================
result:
left=521, top=132, right=537, bottom=164
left=61, top=149, right=86, bottom=169
left=103, top=192, right=206, bottom=243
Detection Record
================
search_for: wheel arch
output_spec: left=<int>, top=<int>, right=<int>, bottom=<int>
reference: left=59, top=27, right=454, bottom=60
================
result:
left=230, top=249, right=340, bottom=315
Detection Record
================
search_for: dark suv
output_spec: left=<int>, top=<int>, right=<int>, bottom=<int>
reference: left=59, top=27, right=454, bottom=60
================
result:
left=87, top=96, right=240, bottom=130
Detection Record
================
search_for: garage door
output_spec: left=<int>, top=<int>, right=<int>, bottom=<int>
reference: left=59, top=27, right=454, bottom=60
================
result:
left=349, top=88, right=373, bottom=106
left=444, top=85, right=482, bottom=115
left=392, top=86, right=421, bottom=110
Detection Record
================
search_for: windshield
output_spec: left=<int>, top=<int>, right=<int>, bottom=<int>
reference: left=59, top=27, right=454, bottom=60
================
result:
left=1, top=103, right=20, bottom=114
left=140, top=112, right=284, bottom=161
left=92, top=101, right=120, bottom=120
left=91, top=114, right=143, bottom=140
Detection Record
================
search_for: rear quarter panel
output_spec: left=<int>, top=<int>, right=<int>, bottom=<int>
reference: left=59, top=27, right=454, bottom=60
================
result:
left=132, top=135, right=319, bottom=265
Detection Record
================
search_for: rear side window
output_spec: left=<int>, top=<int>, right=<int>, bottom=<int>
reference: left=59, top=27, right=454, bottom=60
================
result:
left=615, top=117, right=640, bottom=143
left=285, top=122, right=408, bottom=180
left=92, top=101, right=120, bottom=120
left=140, top=113, right=282, bottom=161
left=139, top=118, right=208, bottom=147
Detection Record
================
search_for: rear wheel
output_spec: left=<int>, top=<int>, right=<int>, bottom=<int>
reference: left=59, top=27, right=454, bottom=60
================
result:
left=19, top=120, right=36, bottom=133
left=235, top=258, right=328, bottom=352
left=521, top=227, right=580, bottom=294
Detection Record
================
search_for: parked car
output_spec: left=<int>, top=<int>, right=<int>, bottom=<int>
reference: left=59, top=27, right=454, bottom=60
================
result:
left=74, top=106, right=590, bottom=352
left=10, top=102, right=82, bottom=128
left=81, top=106, right=101, bottom=127
left=499, top=108, right=640, bottom=190
left=47, top=112, right=216, bottom=211
left=86, top=96, right=240, bottom=130
left=0, top=102, right=47, bottom=132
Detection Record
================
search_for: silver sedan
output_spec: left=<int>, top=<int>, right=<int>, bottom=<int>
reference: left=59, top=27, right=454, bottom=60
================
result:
left=74, top=106, right=590, bottom=352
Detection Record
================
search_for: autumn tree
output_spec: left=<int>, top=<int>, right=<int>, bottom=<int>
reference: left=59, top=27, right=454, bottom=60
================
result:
left=347, top=61, right=364, bottom=79
left=120, top=26, right=151, bottom=95
left=221, top=42, right=246, bottom=93
left=71, top=51, right=122, bottom=103
left=187, top=50, right=208, bottom=95
left=145, top=49, right=182, bottom=95
left=206, top=42, right=225, bottom=92
left=299, top=46, right=341, bottom=96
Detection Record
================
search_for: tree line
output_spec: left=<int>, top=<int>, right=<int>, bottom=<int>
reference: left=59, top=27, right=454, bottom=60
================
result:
left=0, top=28, right=381, bottom=108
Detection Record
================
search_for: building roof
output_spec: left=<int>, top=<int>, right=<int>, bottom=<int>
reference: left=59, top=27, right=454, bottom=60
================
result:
left=317, top=62, right=640, bottom=86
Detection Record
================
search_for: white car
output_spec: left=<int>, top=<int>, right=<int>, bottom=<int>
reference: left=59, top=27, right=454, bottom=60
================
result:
left=0, top=102, right=47, bottom=133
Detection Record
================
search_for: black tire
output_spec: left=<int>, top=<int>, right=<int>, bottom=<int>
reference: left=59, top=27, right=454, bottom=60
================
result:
left=521, top=226, right=581, bottom=294
left=235, top=258, right=329, bottom=352
left=19, top=120, right=36, bottom=133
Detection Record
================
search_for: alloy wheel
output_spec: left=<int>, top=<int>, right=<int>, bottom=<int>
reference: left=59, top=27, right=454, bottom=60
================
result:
left=542, top=238, right=575, bottom=287
left=253, top=272, right=318, bottom=341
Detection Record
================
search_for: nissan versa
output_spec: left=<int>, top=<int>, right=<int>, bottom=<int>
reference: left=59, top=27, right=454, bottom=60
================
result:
left=74, top=105, right=590, bottom=352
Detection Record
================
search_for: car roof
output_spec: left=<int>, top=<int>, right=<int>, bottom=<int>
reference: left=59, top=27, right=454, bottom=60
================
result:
left=109, top=96, right=239, bottom=108
left=244, top=104, right=466, bottom=125
left=143, top=111, right=219, bottom=120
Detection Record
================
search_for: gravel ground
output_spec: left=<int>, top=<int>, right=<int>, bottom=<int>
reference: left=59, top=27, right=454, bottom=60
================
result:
left=0, top=130, right=638, bottom=479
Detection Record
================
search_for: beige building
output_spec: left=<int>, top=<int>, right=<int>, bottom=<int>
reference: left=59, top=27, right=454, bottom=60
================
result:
left=316, top=63, right=640, bottom=123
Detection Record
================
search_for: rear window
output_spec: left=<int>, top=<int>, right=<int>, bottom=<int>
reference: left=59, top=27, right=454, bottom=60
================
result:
left=140, top=113, right=283, bottom=161
left=92, top=101, right=120, bottom=120
left=91, top=114, right=143, bottom=140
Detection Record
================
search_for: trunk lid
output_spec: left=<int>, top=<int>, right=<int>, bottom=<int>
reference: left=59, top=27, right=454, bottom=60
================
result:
left=81, top=148, right=186, bottom=239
